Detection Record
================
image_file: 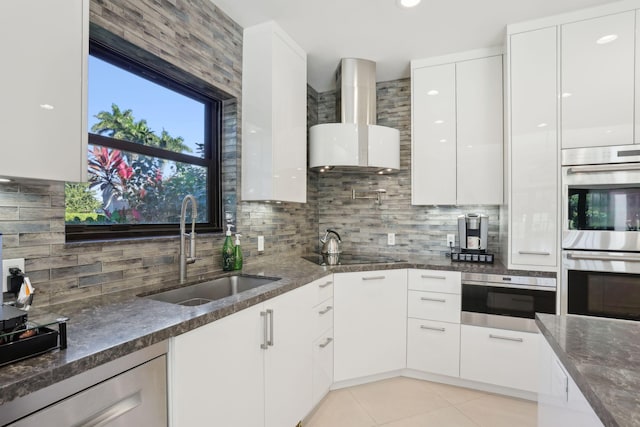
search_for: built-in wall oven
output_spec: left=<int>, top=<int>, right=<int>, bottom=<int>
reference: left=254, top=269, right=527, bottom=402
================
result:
left=461, top=273, right=557, bottom=333
left=562, top=145, right=640, bottom=319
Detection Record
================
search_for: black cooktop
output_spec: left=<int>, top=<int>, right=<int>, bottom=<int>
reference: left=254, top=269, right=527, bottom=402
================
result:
left=302, top=253, right=405, bottom=266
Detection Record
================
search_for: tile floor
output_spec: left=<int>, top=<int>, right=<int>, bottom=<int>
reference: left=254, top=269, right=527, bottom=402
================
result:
left=305, top=377, right=537, bottom=427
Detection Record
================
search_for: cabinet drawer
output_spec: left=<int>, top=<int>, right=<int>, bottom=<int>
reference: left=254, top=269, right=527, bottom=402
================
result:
left=408, top=290, right=460, bottom=323
left=312, top=330, right=334, bottom=407
left=460, top=324, right=539, bottom=392
left=408, top=269, right=461, bottom=293
left=312, top=298, right=333, bottom=338
left=313, top=276, right=334, bottom=306
left=407, top=319, right=460, bottom=377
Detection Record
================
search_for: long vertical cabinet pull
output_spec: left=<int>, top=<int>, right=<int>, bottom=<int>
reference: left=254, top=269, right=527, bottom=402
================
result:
left=267, top=309, right=274, bottom=347
left=260, top=311, right=269, bottom=349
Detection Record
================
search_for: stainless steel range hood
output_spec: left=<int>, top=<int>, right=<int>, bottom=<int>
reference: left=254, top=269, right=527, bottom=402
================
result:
left=309, top=58, right=400, bottom=173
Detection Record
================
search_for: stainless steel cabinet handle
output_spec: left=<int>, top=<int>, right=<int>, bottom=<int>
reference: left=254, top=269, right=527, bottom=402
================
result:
left=566, top=163, right=640, bottom=174
left=567, top=253, right=640, bottom=262
left=260, top=311, right=268, bottom=349
left=267, top=309, right=274, bottom=347
left=319, top=281, right=333, bottom=288
left=420, top=297, right=446, bottom=303
left=489, top=333, right=523, bottom=343
left=362, top=275, right=386, bottom=281
left=75, top=392, right=142, bottom=427
left=318, top=306, right=333, bottom=315
left=420, top=325, right=445, bottom=332
left=421, top=274, right=446, bottom=280
left=319, top=337, right=333, bottom=348
left=518, top=251, right=550, bottom=256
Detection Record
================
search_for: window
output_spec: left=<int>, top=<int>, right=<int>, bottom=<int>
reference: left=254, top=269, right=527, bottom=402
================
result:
left=65, top=41, right=222, bottom=240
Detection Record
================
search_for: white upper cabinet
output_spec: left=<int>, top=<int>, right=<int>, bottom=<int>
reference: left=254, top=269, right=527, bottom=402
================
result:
left=412, top=64, right=457, bottom=205
left=0, top=0, right=88, bottom=182
left=242, top=21, right=307, bottom=202
left=508, top=26, right=558, bottom=270
left=411, top=50, right=503, bottom=206
left=562, top=11, right=635, bottom=148
left=456, top=55, right=504, bottom=205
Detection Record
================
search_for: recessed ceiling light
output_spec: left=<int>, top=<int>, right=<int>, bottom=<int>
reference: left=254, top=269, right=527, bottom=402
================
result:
left=39, top=104, right=54, bottom=110
left=397, top=0, right=421, bottom=7
left=596, top=34, right=618, bottom=44
left=562, top=92, right=572, bottom=98
left=0, top=178, right=11, bottom=183
left=439, top=139, right=447, bottom=143
left=378, top=171, right=384, bottom=175
left=434, top=120, right=444, bottom=124
left=427, top=90, right=439, bottom=96
left=386, top=168, right=393, bottom=172
left=537, top=123, right=548, bottom=128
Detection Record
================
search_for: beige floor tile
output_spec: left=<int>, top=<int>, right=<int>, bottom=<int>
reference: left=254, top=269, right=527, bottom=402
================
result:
left=380, top=406, right=480, bottom=427
left=456, top=393, right=537, bottom=427
left=418, top=380, right=489, bottom=405
left=306, top=389, right=376, bottom=427
left=348, top=377, right=451, bottom=424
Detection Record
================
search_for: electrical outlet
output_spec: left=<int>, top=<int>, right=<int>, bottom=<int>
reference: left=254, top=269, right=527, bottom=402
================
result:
left=2, top=258, right=25, bottom=292
left=258, top=236, right=265, bottom=252
left=387, top=233, right=395, bottom=246
left=447, top=234, right=455, bottom=248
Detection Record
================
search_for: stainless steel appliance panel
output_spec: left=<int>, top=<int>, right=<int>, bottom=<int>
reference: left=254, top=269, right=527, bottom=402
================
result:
left=562, top=145, right=640, bottom=252
left=9, top=355, right=167, bottom=427
left=562, top=250, right=640, bottom=320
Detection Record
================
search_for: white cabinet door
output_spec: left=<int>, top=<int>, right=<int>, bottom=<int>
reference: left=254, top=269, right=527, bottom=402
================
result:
left=412, top=64, right=457, bottom=205
left=0, top=0, right=88, bottom=182
left=562, top=11, right=635, bottom=148
left=407, top=269, right=461, bottom=294
left=407, top=319, right=460, bottom=377
left=457, top=55, right=504, bottom=205
left=407, top=290, right=461, bottom=324
left=460, top=325, right=539, bottom=393
left=312, top=329, right=334, bottom=407
left=538, top=338, right=604, bottom=427
left=334, top=270, right=408, bottom=382
left=264, top=284, right=314, bottom=427
left=509, top=27, right=558, bottom=269
left=242, top=22, right=307, bottom=202
left=170, top=304, right=265, bottom=427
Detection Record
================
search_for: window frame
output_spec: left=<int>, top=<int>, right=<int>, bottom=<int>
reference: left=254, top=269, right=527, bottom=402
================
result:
left=65, top=40, right=222, bottom=241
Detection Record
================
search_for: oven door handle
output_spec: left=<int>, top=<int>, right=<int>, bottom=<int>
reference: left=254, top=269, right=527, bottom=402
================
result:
left=567, top=253, right=640, bottom=262
left=566, top=163, right=640, bottom=174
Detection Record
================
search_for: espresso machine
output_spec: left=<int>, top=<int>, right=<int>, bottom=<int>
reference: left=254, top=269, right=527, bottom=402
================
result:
left=452, top=213, right=494, bottom=263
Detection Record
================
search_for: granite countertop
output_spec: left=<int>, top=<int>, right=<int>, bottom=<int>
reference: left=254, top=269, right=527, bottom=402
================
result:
left=0, top=253, right=553, bottom=407
left=536, top=313, right=640, bottom=427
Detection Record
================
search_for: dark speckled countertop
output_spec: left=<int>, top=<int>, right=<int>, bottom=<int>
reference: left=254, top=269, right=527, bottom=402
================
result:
left=0, top=254, right=553, bottom=407
left=536, top=313, right=640, bottom=427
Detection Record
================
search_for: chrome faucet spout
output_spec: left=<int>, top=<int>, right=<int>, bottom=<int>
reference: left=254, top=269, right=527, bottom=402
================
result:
left=179, top=195, right=198, bottom=284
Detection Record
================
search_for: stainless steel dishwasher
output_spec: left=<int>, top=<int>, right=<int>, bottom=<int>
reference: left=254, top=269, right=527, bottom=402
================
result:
left=2, top=342, right=168, bottom=427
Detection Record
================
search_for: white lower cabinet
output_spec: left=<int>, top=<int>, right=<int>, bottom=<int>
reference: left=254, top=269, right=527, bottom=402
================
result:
left=170, top=283, right=314, bottom=427
left=460, top=324, right=539, bottom=393
left=407, top=319, right=460, bottom=377
left=334, top=269, right=408, bottom=382
left=538, top=338, right=603, bottom=427
left=310, top=276, right=334, bottom=407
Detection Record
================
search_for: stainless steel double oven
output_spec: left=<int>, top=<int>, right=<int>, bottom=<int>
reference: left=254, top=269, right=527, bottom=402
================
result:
left=562, top=145, right=640, bottom=320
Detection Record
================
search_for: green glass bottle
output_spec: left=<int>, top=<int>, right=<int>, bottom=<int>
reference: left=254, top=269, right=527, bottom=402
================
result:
left=233, top=234, right=243, bottom=270
left=222, top=224, right=235, bottom=271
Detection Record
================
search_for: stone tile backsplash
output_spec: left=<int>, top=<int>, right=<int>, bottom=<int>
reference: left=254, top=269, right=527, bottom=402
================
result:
left=315, top=78, right=501, bottom=256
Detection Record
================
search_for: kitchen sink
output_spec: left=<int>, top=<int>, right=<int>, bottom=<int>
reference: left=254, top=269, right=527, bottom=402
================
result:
left=143, top=274, right=280, bottom=306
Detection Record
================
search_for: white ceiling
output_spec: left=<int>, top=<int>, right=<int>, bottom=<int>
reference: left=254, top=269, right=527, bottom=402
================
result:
left=211, top=0, right=621, bottom=92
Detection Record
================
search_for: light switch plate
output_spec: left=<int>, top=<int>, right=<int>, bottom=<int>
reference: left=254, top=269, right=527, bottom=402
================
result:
left=2, top=258, right=25, bottom=292
left=387, top=233, right=395, bottom=246
left=258, top=236, right=265, bottom=252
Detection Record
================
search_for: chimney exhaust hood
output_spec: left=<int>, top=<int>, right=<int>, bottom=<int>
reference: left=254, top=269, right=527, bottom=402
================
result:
left=309, top=58, right=400, bottom=173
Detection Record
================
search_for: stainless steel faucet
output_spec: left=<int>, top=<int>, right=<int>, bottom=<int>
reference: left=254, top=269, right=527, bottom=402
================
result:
left=179, top=195, right=198, bottom=283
